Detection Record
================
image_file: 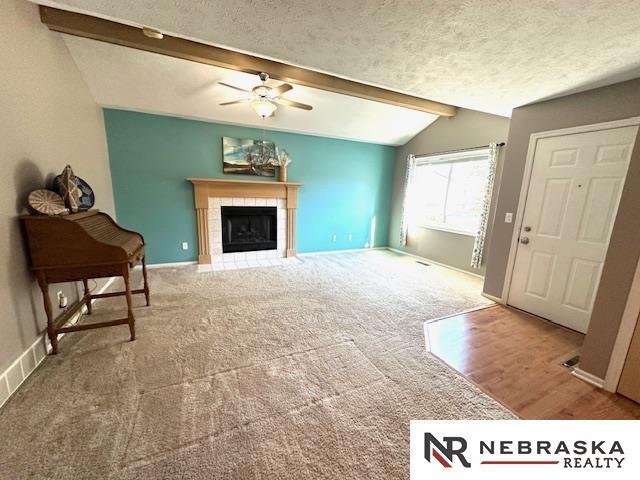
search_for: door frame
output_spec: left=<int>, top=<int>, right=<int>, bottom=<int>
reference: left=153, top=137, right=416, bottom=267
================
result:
left=501, top=116, right=640, bottom=308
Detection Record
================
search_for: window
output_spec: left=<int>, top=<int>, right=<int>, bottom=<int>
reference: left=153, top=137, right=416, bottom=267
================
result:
left=407, top=149, right=490, bottom=236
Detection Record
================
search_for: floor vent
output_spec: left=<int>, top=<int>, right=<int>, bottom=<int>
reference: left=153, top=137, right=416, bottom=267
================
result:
left=417, top=261, right=431, bottom=267
left=562, top=355, right=580, bottom=368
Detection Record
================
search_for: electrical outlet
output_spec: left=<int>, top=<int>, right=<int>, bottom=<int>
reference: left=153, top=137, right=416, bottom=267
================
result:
left=331, top=234, right=337, bottom=242
left=57, top=291, right=68, bottom=309
left=504, top=212, right=513, bottom=223
left=347, top=234, right=352, bottom=241
left=181, top=242, right=189, bottom=250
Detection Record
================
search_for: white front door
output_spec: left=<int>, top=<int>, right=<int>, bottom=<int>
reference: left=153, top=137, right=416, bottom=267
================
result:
left=508, top=125, right=638, bottom=333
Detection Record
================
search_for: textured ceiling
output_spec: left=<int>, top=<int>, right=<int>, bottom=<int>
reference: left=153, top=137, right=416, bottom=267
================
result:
left=35, top=0, right=640, bottom=116
left=63, top=36, right=437, bottom=145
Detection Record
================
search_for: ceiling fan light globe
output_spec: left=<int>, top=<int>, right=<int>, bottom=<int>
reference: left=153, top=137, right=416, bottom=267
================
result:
left=251, top=99, right=277, bottom=118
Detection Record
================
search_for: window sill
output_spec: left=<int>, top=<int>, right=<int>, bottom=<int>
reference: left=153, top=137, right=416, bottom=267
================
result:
left=415, top=224, right=477, bottom=237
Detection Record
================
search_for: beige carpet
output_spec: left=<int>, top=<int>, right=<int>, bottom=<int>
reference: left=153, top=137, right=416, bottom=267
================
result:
left=0, top=250, right=513, bottom=479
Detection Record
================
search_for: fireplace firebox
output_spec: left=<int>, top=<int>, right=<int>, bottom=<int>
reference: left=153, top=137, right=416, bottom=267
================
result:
left=221, top=206, right=277, bottom=253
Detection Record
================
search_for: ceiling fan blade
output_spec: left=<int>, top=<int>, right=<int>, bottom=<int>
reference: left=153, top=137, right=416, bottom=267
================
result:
left=275, top=98, right=313, bottom=111
left=271, top=83, right=293, bottom=96
left=219, top=98, right=250, bottom=106
left=219, top=82, right=251, bottom=93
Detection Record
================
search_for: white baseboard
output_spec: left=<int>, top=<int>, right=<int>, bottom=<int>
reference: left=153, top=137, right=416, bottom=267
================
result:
left=386, top=247, right=484, bottom=279
left=148, top=260, right=197, bottom=268
left=0, top=276, right=116, bottom=410
left=298, top=247, right=386, bottom=256
left=134, top=260, right=196, bottom=269
left=481, top=292, right=505, bottom=304
left=572, top=368, right=605, bottom=389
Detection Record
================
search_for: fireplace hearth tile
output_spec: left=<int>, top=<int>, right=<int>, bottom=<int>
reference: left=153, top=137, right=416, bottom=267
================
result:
left=200, top=256, right=302, bottom=273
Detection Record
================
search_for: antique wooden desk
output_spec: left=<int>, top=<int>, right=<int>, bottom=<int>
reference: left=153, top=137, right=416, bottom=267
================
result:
left=21, top=210, right=150, bottom=354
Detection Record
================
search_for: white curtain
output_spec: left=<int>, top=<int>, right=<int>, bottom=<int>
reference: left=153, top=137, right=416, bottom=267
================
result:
left=399, top=154, right=416, bottom=246
left=471, top=142, right=499, bottom=269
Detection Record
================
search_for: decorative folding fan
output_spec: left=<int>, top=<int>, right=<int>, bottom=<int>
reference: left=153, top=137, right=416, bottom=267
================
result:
left=28, top=189, right=68, bottom=215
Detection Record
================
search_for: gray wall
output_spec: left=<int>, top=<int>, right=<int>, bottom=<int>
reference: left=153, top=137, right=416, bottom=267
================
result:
left=388, top=108, right=510, bottom=275
left=0, top=0, right=114, bottom=375
left=483, top=78, right=640, bottom=379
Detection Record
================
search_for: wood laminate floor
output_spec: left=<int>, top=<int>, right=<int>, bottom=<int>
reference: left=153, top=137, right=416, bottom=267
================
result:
left=426, top=304, right=640, bottom=419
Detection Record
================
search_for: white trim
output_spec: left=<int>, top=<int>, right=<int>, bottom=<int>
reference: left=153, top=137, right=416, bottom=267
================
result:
left=415, top=223, right=476, bottom=237
left=481, top=292, right=505, bottom=305
left=572, top=368, right=605, bottom=389
left=502, top=116, right=640, bottom=303
left=603, top=256, right=640, bottom=392
left=298, top=247, right=386, bottom=257
left=415, top=147, right=490, bottom=163
left=135, top=260, right=197, bottom=269
left=0, top=334, right=46, bottom=409
left=0, top=276, right=116, bottom=410
left=387, top=247, right=484, bottom=279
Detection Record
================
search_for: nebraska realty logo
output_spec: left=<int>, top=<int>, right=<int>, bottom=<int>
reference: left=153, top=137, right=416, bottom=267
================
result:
left=410, top=420, right=639, bottom=479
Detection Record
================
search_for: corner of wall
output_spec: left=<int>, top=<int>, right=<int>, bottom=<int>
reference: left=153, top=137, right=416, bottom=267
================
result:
left=0, top=277, right=117, bottom=410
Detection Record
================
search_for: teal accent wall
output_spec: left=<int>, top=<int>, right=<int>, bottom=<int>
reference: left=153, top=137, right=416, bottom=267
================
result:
left=104, top=109, right=396, bottom=264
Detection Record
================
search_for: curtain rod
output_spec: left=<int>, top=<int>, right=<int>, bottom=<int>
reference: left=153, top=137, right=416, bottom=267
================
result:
left=414, top=142, right=505, bottom=159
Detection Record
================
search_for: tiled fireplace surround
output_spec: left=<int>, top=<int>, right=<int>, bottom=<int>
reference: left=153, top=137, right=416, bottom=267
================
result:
left=207, top=196, right=288, bottom=271
left=188, top=178, right=302, bottom=272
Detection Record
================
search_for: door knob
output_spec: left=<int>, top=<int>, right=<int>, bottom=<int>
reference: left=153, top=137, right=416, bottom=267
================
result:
left=520, top=237, right=530, bottom=245
left=523, top=226, right=532, bottom=232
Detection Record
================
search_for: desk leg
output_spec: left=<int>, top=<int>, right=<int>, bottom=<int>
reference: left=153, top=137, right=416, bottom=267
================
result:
left=82, top=279, right=92, bottom=314
left=123, top=268, right=136, bottom=341
left=36, top=273, right=58, bottom=354
left=142, top=256, right=150, bottom=306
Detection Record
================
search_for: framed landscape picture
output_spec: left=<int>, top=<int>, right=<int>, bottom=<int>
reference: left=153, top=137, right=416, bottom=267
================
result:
left=222, top=136, right=276, bottom=177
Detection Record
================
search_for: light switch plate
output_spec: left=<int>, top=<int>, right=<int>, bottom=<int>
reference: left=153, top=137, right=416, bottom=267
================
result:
left=181, top=242, right=189, bottom=250
left=504, top=212, right=513, bottom=223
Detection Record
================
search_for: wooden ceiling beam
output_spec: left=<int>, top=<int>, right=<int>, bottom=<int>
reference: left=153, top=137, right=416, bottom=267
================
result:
left=39, top=6, right=457, bottom=117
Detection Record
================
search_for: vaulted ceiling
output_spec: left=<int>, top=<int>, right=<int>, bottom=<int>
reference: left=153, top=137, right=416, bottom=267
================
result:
left=62, top=35, right=438, bottom=145
left=35, top=0, right=640, bottom=140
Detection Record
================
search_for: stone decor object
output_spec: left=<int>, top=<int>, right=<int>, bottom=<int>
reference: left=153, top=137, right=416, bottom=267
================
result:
left=28, top=189, right=68, bottom=215
left=58, top=165, right=81, bottom=212
left=53, top=174, right=95, bottom=211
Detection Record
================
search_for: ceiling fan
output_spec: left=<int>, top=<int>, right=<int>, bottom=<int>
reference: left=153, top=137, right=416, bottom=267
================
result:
left=219, top=73, right=313, bottom=118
